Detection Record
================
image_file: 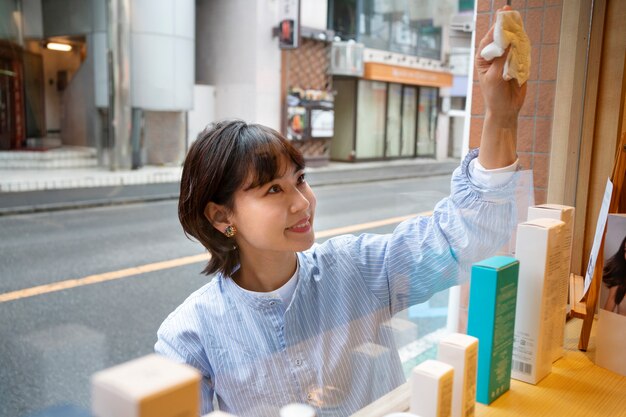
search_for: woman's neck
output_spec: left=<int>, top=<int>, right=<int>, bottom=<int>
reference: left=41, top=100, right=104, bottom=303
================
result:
left=234, top=251, right=298, bottom=292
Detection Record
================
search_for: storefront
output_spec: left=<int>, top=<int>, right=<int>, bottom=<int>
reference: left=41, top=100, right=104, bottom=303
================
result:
left=331, top=62, right=452, bottom=162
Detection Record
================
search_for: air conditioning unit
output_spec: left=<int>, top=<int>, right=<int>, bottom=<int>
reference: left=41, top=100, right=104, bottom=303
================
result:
left=450, top=13, right=475, bottom=32
left=329, top=42, right=364, bottom=77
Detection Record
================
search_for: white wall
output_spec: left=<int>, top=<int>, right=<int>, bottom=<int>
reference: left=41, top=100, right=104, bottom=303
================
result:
left=254, top=0, right=281, bottom=129
left=187, top=85, right=216, bottom=147
left=92, top=0, right=195, bottom=110
left=301, top=0, right=327, bottom=30
left=130, top=0, right=195, bottom=110
left=196, top=0, right=281, bottom=130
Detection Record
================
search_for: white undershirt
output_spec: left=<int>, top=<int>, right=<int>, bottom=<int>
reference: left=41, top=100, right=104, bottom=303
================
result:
left=234, top=159, right=518, bottom=304
left=469, top=158, right=519, bottom=188
left=233, top=261, right=300, bottom=306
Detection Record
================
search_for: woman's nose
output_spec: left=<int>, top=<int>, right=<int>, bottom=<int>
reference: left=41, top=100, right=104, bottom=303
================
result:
left=290, top=188, right=310, bottom=213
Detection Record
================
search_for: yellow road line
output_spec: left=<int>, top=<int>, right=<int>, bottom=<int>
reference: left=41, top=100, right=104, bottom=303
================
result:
left=0, top=254, right=210, bottom=303
left=0, top=211, right=431, bottom=303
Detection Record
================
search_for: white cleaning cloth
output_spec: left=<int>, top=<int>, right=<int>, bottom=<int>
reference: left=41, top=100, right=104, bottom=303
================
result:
left=480, top=10, right=531, bottom=86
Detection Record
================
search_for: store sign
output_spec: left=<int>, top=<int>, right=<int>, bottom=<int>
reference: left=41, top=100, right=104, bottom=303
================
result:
left=278, top=0, right=300, bottom=49
left=363, top=62, right=453, bottom=88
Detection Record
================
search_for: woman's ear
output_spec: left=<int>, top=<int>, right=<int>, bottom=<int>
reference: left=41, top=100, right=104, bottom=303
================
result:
left=204, top=202, right=231, bottom=234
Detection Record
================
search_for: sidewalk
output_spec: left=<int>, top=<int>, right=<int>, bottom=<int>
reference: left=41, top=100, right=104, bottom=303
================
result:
left=0, top=158, right=459, bottom=216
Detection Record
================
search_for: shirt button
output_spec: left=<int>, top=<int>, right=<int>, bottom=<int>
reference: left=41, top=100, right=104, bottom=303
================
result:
left=307, top=393, right=313, bottom=401
left=295, top=359, right=303, bottom=366
left=269, top=301, right=276, bottom=306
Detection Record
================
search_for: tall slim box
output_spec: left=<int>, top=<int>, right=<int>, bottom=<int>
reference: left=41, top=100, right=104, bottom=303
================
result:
left=467, top=256, right=519, bottom=405
left=527, top=204, right=575, bottom=362
left=437, top=333, right=478, bottom=417
left=512, top=218, right=566, bottom=384
left=91, top=354, right=201, bottom=417
left=409, top=360, right=454, bottom=417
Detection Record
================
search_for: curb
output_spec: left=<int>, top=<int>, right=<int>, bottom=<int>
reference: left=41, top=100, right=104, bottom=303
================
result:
left=0, top=160, right=459, bottom=216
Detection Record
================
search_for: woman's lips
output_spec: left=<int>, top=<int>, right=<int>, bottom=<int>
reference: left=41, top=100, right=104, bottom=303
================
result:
left=288, top=218, right=311, bottom=233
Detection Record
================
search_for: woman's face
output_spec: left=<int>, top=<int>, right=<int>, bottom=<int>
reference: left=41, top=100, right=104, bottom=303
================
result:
left=228, top=157, right=317, bottom=258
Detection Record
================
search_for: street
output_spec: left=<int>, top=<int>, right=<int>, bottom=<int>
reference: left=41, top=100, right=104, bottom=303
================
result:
left=0, top=174, right=452, bottom=417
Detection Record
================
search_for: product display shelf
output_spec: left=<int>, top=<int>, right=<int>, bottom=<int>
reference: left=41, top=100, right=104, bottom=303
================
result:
left=350, top=318, right=626, bottom=417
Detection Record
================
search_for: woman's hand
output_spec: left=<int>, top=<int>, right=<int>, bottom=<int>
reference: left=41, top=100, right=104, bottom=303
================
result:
left=475, top=20, right=527, bottom=118
left=476, top=5, right=527, bottom=169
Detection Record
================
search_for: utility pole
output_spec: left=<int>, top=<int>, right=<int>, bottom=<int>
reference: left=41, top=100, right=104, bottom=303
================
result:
left=107, top=0, right=132, bottom=170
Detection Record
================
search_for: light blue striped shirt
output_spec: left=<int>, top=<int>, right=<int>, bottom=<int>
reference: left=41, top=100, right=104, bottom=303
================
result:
left=155, top=149, right=519, bottom=416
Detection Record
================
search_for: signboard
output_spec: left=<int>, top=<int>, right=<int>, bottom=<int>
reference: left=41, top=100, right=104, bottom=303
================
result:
left=279, top=0, right=300, bottom=49
left=363, top=62, right=453, bottom=88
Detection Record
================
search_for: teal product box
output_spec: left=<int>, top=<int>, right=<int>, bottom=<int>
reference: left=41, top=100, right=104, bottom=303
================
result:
left=467, top=256, right=519, bottom=405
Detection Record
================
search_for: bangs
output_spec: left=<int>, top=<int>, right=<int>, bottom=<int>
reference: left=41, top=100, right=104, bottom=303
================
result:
left=238, top=125, right=305, bottom=190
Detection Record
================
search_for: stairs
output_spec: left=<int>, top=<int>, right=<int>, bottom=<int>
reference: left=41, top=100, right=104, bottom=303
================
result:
left=0, top=146, right=98, bottom=169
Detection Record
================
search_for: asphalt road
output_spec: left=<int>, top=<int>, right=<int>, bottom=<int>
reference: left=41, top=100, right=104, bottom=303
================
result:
left=0, top=175, right=451, bottom=417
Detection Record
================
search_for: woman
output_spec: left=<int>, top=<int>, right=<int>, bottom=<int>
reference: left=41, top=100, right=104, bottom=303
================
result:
left=603, top=235, right=626, bottom=315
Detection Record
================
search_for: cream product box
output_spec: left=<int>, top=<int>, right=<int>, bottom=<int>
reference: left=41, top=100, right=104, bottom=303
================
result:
left=437, top=333, right=478, bottom=417
left=512, top=218, right=566, bottom=384
left=410, top=359, right=454, bottom=417
left=527, top=204, right=575, bottom=362
left=91, top=354, right=201, bottom=417
left=467, top=256, right=519, bottom=404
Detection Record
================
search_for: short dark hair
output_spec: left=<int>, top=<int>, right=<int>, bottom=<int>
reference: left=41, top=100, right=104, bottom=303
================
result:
left=603, top=235, right=626, bottom=305
left=179, top=120, right=305, bottom=277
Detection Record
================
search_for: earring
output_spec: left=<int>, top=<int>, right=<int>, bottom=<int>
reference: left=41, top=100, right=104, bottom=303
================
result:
left=224, top=225, right=237, bottom=238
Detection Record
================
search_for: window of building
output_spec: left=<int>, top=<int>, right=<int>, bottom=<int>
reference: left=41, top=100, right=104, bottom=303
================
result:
left=329, top=0, right=442, bottom=60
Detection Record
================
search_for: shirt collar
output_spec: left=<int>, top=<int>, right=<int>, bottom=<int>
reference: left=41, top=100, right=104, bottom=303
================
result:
left=218, top=252, right=315, bottom=310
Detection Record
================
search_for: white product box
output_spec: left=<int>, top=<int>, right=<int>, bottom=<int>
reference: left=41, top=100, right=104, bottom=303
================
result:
left=527, top=204, right=575, bottom=362
left=512, top=218, right=566, bottom=384
left=437, top=334, right=478, bottom=417
left=410, top=359, right=454, bottom=417
left=91, top=354, right=201, bottom=417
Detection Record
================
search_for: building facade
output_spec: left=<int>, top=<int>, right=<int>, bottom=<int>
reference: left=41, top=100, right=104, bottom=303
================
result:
left=0, top=0, right=471, bottom=169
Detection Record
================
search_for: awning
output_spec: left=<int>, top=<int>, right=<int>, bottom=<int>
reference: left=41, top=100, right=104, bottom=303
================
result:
left=363, top=62, right=453, bottom=88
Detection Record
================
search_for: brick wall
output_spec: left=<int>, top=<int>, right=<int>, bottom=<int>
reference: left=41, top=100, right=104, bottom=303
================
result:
left=284, top=38, right=332, bottom=91
left=471, top=0, right=563, bottom=205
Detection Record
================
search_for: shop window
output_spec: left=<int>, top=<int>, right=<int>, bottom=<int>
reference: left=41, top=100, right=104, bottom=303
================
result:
left=355, top=79, right=386, bottom=159
left=385, top=83, right=403, bottom=157
left=417, top=86, right=437, bottom=156
left=401, top=86, right=417, bottom=157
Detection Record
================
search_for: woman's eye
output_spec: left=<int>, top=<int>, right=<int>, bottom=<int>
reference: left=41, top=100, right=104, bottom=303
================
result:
left=297, top=173, right=306, bottom=185
left=268, top=184, right=282, bottom=194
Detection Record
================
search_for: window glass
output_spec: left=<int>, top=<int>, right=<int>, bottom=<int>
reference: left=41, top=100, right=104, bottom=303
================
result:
left=331, top=0, right=358, bottom=40
left=385, top=83, right=402, bottom=158
left=401, top=86, right=417, bottom=157
left=355, top=80, right=386, bottom=159
left=417, top=86, right=437, bottom=156
left=334, top=0, right=442, bottom=60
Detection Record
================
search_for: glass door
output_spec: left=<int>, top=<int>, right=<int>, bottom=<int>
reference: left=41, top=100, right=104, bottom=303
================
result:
left=355, top=80, right=387, bottom=159
left=385, top=83, right=402, bottom=158
left=417, top=86, right=437, bottom=156
left=401, top=86, right=417, bottom=157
